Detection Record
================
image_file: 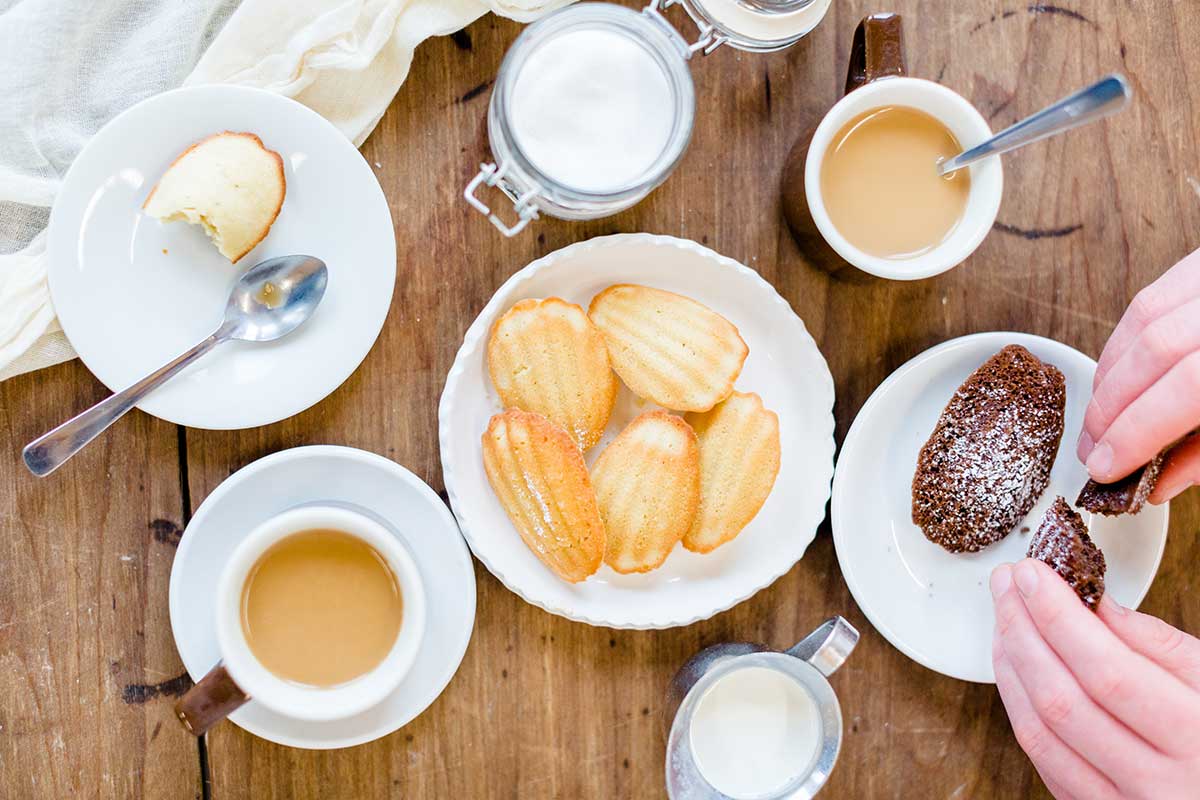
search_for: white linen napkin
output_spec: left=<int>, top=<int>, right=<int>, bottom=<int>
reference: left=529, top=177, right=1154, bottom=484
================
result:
left=0, top=0, right=572, bottom=381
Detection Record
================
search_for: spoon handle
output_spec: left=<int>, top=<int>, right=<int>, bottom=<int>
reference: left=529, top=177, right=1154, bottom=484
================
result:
left=938, top=74, right=1132, bottom=176
left=23, top=331, right=227, bottom=477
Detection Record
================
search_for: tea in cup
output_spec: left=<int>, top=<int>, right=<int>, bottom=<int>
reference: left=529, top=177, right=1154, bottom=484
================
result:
left=782, top=13, right=1003, bottom=280
left=175, top=505, right=426, bottom=734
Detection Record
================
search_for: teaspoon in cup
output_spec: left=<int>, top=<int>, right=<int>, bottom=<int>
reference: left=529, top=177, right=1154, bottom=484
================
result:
left=938, top=73, right=1132, bottom=177
left=22, top=255, right=328, bottom=477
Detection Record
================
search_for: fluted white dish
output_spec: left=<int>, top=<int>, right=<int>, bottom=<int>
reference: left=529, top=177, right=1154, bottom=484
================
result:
left=439, top=234, right=835, bottom=629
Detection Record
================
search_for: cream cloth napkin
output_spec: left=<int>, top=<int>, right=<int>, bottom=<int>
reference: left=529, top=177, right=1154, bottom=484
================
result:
left=0, top=0, right=571, bottom=381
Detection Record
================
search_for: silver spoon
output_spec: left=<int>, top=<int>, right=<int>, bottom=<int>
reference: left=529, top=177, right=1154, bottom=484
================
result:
left=23, top=255, right=328, bottom=477
left=938, top=73, right=1132, bottom=176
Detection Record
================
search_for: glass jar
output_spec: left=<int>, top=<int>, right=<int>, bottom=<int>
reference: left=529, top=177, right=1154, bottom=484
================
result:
left=464, top=0, right=832, bottom=236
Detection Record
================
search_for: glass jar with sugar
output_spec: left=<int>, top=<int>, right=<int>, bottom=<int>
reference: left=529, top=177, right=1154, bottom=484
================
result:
left=464, top=0, right=833, bottom=236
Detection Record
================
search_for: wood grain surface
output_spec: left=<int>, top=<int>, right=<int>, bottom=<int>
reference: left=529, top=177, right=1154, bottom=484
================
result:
left=3, top=1, right=1199, bottom=798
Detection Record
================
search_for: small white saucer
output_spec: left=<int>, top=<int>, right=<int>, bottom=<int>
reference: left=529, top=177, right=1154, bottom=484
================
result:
left=47, top=85, right=396, bottom=430
left=832, top=332, right=1169, bottom=684
left=168, top=446, right=475, bottom=749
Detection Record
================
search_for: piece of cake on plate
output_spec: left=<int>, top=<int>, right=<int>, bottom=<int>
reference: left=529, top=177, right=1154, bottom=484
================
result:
left=143, top=131, right=285, bottom=263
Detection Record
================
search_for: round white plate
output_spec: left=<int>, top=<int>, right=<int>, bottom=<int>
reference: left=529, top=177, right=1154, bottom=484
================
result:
left=169, top=446, right=476, bottom=749
left=47, top=85, right=396, bottom=429
left=832, top=332, right=1169, bottom=683
left=439, top=234, right=836, bottom=629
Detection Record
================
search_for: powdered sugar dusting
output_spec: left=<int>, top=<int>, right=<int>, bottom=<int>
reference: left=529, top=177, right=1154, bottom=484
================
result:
left=913, top=345, right=1066, bottom=552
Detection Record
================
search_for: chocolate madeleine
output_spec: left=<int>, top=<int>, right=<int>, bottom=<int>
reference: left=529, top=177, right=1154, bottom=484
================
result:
left=1028, top=497, right=1106, bottom=610
left=912, top=345, right=1066, bottom=553
left=1076, top=450, right=1166, bottom=517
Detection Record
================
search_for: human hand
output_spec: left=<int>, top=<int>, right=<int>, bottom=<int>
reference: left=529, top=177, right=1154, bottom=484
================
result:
left=991, top=558, right=1200, bottom=800
left=1078, top=247, right=1200, bottom=502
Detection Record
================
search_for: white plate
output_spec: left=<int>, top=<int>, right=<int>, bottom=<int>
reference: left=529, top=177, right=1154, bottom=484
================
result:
left=168, top=446, right=476, bottom=749
left=439, top=234, right=836, bottom=629
left=832, top=332, right=1169, bottom=683
left=46, top=85, right=396, bottom=429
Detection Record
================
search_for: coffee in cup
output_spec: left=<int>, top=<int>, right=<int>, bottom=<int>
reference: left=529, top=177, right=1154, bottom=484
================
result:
left=820, top=106, right=971, bottom=259
left=781, top=13, right=1003, bottom=281
left=175, top=505, right=426, bottom=735
left=240, top=528, right=404, bottom=687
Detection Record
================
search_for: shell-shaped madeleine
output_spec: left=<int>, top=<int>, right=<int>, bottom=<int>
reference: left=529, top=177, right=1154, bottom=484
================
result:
left=590, top=411, right=700, bottom=574
left=684, top=392, right=780, bottom=553
left=481, top=409, right=606, bottom=583
left=487, top=298, right=618, bottom=451
left=588, top=285, right=748, bottom=412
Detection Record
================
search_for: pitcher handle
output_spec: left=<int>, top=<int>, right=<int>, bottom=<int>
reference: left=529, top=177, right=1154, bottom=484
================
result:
left=785, top=616, right=859, bottom=677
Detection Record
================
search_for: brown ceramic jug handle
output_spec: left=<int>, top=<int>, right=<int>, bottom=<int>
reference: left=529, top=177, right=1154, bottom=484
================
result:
left=174, top=662, right=249, bottom=736
left=844, top=13, right=906, bottom=94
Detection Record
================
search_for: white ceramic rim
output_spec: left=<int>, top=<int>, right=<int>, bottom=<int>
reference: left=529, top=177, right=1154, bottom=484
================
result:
left=804, top=77, right=1004, bottom=281
left=215, top=505, right=427, bottom=721
left=438, top=233, right=836, bottom=629
left=831, top=332, right=1170, bottom=682
left=45, top=84, right=396, bottom=429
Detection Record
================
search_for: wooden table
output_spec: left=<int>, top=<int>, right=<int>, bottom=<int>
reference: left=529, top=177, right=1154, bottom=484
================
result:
left=3, top=1, right=1199, bottom=797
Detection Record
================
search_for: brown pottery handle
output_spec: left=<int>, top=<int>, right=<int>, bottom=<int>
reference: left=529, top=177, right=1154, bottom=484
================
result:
left=844, top=13, right=906, bottom=94
left=174, top=662, right=249, bottom=736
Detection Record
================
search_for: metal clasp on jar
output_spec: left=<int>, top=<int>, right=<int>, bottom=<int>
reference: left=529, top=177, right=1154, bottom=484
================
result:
left=464, top=161, right=541, bottom=238
left=643, top=0, right=729, bottom=56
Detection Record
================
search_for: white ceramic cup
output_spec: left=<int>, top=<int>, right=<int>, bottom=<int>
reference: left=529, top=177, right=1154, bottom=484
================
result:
left=176, top=505, right=426, bottom=733
left=804, top=76, right=1004, bottom=281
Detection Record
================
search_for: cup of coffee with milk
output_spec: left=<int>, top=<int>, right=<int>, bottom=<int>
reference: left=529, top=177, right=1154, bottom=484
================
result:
left=174, top=505, right=426, bottom=734
left=665, top=617, right=859, bottom=799
left=781, top=13, right=1003, bottom=281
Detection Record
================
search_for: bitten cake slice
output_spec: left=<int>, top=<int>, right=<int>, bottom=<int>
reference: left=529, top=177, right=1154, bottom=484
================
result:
left=143, top=131, right=285, bottom=263
left=1028, top=497, right=1106, bottom=610
left=590, top=411, right=700, bottom=574
left=588, top=284, right=748, bottom=412
left=912, top=345, right=1066, bottom=553
left=481, top=409, right=606, bottom=583
left=683, top=391, right=781, bottom=553
left=1076, top=449, right=1167, bottom=517
left=487, top=298, right=618, bottom=452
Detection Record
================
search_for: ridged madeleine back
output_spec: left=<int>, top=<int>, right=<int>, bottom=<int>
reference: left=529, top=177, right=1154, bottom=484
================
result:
left=481, top=409, right=606, bottom=583
left=590, top=411, right=700, bottom=573
left=588, top=285, right=747, bottom=412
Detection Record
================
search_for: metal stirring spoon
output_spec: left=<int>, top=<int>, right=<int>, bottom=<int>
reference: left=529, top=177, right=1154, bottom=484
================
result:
left=938, top=73, right=1132, bottom=176
left=23, top=255, right=328, bottom=477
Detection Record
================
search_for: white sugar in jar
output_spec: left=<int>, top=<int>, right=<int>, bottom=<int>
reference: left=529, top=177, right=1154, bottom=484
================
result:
left=465, top=1, right=832, bottom=236
left=509, top=28, right=677, bottom=194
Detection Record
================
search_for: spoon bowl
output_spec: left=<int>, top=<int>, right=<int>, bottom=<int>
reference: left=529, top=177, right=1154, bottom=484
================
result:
left=225, top=255, right=328, bottom=342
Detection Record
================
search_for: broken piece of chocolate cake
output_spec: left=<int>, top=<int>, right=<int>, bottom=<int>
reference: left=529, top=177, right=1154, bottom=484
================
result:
left=1076, top=450, right=1166, bottom=516
left=1028, top=497, right=1106, bottom=610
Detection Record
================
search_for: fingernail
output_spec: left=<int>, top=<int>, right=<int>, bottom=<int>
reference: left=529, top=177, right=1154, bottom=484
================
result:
left=1086, top=441, right=1114, bottom=480
left=1014, top=560, right=1039, bottom=597
left=1101, top=593, right=1127, bottom=616
left=990, top=564, right=1013, bottom=598
left=1076, top=429, right=1094, bottom=463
